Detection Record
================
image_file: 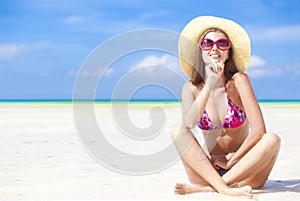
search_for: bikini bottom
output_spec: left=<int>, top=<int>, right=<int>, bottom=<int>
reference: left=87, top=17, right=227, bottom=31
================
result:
left=217, top=167, right=231, bottom=176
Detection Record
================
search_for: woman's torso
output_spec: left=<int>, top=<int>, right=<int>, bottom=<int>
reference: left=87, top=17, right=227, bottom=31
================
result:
left=189, top=79, right=249, bottom=154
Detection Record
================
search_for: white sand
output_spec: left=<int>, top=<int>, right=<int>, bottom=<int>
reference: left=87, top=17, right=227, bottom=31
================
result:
left=0, top=102, right=299, bottom=201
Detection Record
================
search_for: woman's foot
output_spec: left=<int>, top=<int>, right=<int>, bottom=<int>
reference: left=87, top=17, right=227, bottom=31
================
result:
left=174, top=183, right=253, bottom=198
left=222, top=185, right=253, bottom=198
left=174, top=183, right=214, bottom=195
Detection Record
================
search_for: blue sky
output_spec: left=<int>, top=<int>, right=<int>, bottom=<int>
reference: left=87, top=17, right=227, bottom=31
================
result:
left=0, top=0, right=299, bottom=100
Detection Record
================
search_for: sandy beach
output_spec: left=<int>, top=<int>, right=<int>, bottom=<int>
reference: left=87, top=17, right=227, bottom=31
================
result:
left=0, top=102, right=300, bottom=201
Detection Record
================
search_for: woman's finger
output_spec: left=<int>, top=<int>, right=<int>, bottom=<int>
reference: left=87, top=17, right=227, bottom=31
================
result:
left=212, top=62, right=218, bottom=73
left=206, top=63, right=216, bottom=73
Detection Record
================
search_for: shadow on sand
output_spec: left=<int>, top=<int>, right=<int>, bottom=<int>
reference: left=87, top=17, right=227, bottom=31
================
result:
left=254, top=179, right=300, bottom=194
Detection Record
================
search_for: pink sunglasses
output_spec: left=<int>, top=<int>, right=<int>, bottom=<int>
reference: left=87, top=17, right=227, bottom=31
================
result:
left=199, top=38, right=231, bottom=51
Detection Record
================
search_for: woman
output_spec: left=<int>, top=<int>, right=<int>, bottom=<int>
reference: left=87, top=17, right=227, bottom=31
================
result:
left=171, top=16, right=281, bottom=198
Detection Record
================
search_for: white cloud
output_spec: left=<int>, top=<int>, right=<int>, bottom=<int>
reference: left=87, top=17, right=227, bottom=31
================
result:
left=0, top=44, right=24, bottom=60
left=247, top=68, right=267, bottom=77
left=95, top=68, right=115, bottom=77
left=0, top=41, right=51, bottom=61
left=132, top=54, right=181, bottom=73
left=103, top=68, right=115, bottom=76
left=61, top=16, right=87, bottom=25
left=250, top=25, right=300, bottom=42
left=247, top=55, right=283, bottom=77
left=67, top=69, right=77, bottom=77
left=247, top=67, right=282, bottom=78
left=75, top=68, right=114, bottom=78
left=139, top=11, right=170, bottom=20
left=263, top=25, right=300, bottom=41
left=75, top=54, right=182, bottom=79
left=126, top=54, right=186, bottom=80
left=248, top=55, right=266, bottom=68
left=287, top=62, right=300, bottom=77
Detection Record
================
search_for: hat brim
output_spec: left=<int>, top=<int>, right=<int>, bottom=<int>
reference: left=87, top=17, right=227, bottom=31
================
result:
left=178, top=16, right=251, bottom=78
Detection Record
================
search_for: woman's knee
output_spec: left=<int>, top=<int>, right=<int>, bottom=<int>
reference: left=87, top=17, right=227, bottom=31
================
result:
left=170, top=122, right=184, bottom=141
left=170, top=123, right=195, bottom=147
left=249, top=179, right=266, bottom=189
left=262, top=132, right=281, bottom=150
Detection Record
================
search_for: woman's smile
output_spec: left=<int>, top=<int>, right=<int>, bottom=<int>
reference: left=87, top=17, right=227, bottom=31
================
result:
left=209, top=54, right=221, bottom=59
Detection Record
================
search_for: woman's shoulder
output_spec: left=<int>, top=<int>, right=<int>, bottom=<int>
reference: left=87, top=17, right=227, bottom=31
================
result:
left=227, top=72, right=250, bottom=88
left=182, top=80, right=204, bottom=97
left=232, top=72, right=249, bottom=81
left=229, top=72, right=255, bottom=100
left=183, top=80, right=204, bottom=90
left=227, top=73, right=252, bottom=108
left=231, top=72, right=251, bottom=86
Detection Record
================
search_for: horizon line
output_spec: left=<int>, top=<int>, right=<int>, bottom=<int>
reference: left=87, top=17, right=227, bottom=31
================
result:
left=0, top=99, right=300, bottom=103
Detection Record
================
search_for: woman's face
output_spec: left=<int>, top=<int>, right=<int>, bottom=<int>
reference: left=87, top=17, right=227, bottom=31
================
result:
left=200, top=31, right=230, bottom=65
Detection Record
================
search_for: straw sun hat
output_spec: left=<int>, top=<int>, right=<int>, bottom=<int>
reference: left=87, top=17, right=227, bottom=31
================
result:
left=178, top=16, right=251, bottom=78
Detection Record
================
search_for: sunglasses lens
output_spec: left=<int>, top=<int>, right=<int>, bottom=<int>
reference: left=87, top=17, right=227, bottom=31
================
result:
left=216, top=39, right=230, bottom=50
left=200, top=38, right=230, bottom=50
left=200, top=39, right=214, bottom=50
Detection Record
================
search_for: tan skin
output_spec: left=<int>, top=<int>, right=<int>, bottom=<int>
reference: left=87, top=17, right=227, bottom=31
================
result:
left=171, top=31, right=281, bottom=198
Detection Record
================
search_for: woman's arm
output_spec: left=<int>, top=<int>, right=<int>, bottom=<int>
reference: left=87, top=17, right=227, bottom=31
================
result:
left=227, top=73, right=266, bottom=167
left=181, top=61, right=225, bottom=129
left=181, top=82, right=211, bottom=129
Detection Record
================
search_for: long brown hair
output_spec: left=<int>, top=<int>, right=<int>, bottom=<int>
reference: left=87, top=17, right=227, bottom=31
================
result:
left=191, top=28, right=238, bottom=85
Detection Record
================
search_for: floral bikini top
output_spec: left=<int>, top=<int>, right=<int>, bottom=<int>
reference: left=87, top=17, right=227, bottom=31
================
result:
left=197, top=89, right=247, bottom=130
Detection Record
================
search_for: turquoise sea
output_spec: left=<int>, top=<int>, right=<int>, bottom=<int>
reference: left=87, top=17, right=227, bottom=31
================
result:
left=0, top=99, right=300, bottom=104
left=0, top=99, right=299, bottom=111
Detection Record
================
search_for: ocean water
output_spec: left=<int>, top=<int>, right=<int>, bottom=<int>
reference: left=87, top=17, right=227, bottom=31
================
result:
left=0, top=99, right=299, bottom=104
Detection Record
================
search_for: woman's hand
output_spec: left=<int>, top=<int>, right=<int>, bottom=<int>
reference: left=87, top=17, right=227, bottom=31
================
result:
left=211, top=154, right=228, bottom=170
left=211, top=152, right=235, bottom=170
left=205, top=60, right=224, bottom=90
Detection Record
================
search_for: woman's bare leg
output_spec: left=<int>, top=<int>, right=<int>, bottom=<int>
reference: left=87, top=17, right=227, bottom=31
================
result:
left=171, top=123, right=252, bottom=198
left=176, top=132, right=281, bottom=192
left=222, top=132, right=281, bottom=188
left=174, top=160, right=215, bottom=194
